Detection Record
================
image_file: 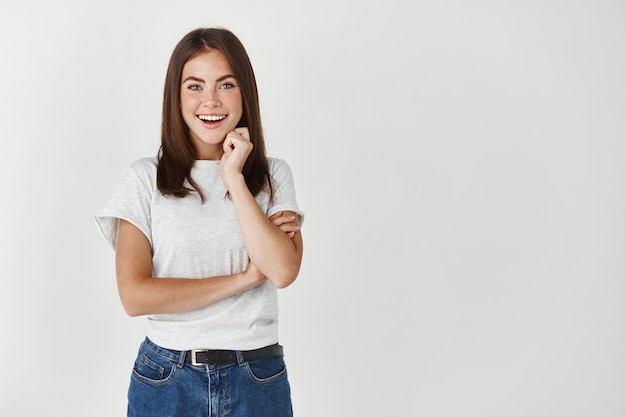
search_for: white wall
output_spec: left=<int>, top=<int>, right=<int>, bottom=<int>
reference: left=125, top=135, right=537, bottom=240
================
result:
left=1, top=0, right=625, bottom=415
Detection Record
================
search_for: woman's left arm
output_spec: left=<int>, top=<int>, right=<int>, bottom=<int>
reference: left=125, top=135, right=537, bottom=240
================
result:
left=221, top=128, right=304, bottom=288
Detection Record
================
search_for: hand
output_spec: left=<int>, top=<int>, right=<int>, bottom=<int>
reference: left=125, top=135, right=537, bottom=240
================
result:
left=240, top=260, right=266, bottom=291
left=220, top=127, right=252, bottom=189
left=270, top=211, right=300, bottom=239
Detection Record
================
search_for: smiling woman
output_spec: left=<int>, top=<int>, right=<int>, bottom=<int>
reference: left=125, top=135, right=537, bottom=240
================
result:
left=95, top=28, right=303, bottom=417
left=179, top=50, right=243, bottom=159
left=157, top=29, right=271, bottom=202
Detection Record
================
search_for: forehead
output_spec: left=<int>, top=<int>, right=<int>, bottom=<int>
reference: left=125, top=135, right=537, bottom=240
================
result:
left=182, top=49, right=234, bottom=79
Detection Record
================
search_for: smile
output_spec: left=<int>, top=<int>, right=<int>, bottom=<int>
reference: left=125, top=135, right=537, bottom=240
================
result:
left=198, top=115, right=226, bottom=122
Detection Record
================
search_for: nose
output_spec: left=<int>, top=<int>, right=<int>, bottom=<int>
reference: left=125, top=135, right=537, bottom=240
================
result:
left=202, top=89, right=220, bottom=107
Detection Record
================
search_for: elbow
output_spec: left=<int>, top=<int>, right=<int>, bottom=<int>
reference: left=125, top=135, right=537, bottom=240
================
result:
left=270, top=264, right=301, bottom=289
left=258, top=231, right=303, bottom=289
left=270, top=249, right=303, bottom=289
left=122, top=303, right=144, bottom=318
left=272, top=276, right=296, bottom=289
left=273, top=277, right=294, bottom=289
left=117, top=286, right=147, bottom=317
left=120, top=297, right=144, bottom=317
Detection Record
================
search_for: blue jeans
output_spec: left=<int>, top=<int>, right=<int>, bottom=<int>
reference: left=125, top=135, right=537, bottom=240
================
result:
left=128, top=337, right=293, bottom=417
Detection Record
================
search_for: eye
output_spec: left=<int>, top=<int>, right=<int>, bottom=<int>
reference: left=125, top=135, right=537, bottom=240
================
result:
left=187, top=84, right=202, bottom=91
left=219, top=82, right=235, bottom=90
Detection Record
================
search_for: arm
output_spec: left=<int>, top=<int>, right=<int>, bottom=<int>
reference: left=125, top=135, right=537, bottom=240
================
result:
left=221, top=128, right=304, bottom=288
left=115, top=219, right=266, bottom=317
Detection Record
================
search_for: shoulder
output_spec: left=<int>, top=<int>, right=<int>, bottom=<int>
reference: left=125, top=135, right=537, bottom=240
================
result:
left=267, top=157, right=293, bottom=176
left=121, top=156, right=158, bottom=188
left=267, top=157, right=299, bottom=189
left=128, top=156, right=158, bottom=173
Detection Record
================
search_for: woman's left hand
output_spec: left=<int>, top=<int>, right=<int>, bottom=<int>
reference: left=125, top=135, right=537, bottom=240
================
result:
left=221, top=127, right=253, bottom=188
left=269, top=211, right=300, bottom=239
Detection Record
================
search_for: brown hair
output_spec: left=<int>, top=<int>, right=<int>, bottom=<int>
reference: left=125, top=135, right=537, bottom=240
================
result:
left=157, top=28, right=272, bottom=201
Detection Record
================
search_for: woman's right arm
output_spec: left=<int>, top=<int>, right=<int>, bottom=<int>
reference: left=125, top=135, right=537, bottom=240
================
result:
left=115, top=219, right=266, bottom=317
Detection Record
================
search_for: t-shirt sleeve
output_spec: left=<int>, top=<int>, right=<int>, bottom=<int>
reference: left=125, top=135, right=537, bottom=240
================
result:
left=95, top=160, right=154, bottom=251
left=266, top=158, right=305, bottom=225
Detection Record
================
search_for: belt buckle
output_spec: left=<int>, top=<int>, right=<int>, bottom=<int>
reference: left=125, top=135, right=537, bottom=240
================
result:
left=191, top=349, right=207, bottom=366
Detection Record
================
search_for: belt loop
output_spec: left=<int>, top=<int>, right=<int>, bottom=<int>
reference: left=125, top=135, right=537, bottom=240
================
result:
left=176, top=350, right=186, bottom=368
left=235, top=350, right=245, bottom=367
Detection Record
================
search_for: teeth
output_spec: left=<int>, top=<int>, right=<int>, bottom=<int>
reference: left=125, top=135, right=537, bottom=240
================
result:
left=198, top=115, right=226, bottom=122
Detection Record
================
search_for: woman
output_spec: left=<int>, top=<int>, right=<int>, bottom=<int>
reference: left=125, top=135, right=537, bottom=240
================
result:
left=96, top=28, right=303, bottom=417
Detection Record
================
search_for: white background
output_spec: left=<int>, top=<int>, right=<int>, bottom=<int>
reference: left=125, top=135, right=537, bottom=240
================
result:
left=1, top=0, right=625, bottom=415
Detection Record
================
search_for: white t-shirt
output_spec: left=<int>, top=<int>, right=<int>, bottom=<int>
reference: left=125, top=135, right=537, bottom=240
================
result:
left=96, top=156, right=303, bottom=351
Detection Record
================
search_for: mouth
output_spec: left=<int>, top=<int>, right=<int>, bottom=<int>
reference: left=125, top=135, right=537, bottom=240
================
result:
left=197, top=114, right=227, bottom=126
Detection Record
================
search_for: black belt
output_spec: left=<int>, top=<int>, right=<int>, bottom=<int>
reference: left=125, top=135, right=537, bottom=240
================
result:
left=169, top=343, right=283, bottom=366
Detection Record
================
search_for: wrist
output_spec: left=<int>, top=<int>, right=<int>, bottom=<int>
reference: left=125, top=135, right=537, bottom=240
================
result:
left=223, top=173, right=246, bottom=194
left=238, top=268, right=263, bottom=292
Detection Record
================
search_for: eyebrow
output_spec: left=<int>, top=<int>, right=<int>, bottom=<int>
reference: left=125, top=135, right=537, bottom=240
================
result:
left=182, top=74, right=237, bottom=84
left=182, top=76, right=205, bottom=84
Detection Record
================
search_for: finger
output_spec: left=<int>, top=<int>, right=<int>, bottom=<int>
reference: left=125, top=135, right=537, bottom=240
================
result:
left=225, top=132, right=239, bottom=146
left=225, top=131, right=252, bottom=151
left=233, top=127, right=250, bottom=141
left=269, top=211, right=283, bottom=221
left=277, top=223, right=300, bottom=234
left=279, top=211, right=299, bottom=227
left=275, top=224, right=297, bottom=239
left=271, top=214, right=297, bottom=228
left=222, top=135, right=235, bottom=154
left=222, top=142, right=231, bottom=157
left=269, top=211, right=295, bottom=222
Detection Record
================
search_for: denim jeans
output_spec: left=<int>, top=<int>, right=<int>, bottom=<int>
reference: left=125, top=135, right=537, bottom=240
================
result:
left=127, top=337, right=293, bottom=417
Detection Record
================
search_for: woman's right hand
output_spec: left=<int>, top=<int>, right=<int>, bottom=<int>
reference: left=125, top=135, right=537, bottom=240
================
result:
left=220, top=127, right=252, bottom=191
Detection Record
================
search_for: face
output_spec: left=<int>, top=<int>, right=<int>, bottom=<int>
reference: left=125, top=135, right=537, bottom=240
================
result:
left=180, top=49, right=243, bottom=160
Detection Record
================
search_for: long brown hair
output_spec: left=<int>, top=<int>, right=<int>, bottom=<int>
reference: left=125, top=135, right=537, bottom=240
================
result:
left=157, top=28, right=272, bottom=202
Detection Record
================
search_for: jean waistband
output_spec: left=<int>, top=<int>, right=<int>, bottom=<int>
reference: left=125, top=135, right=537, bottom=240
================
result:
left=173, top=343, right=283, bottom=366
left=143, top=337, right=283, bottom=366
